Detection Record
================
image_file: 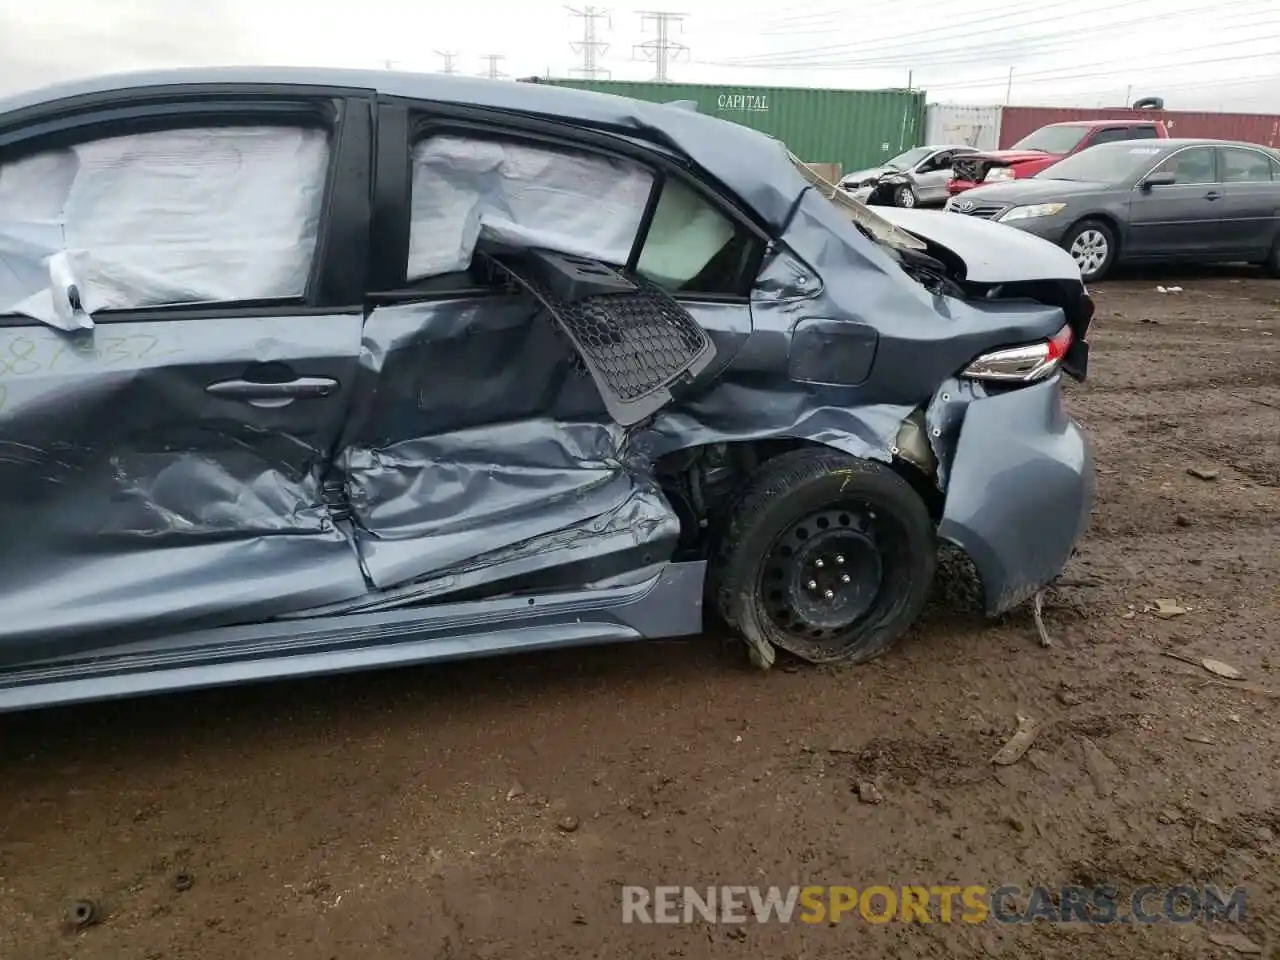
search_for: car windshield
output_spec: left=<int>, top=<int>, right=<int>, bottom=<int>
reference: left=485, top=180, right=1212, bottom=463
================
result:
left=1011, top=125, right=1091, bottom=154
left=885, top=147, right=932, bottom=170
left=1033, top=142, right=1166, bottom=183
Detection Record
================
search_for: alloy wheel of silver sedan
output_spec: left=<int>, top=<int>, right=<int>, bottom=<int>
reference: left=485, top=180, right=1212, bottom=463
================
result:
left=895, top=185, right=917, bottom=208
left=1069, top=228, right=1110, bottom=279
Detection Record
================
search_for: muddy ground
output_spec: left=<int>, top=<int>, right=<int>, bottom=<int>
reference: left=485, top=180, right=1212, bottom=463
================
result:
left=2, top=270, right=1278, bottom=960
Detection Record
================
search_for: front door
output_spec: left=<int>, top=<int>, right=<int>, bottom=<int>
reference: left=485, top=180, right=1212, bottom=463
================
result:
left=1126, top=145, right=1227, bottom=259
left=0, top=92, right=374, bottom=662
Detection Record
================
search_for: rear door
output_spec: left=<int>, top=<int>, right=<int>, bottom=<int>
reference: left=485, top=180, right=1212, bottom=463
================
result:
left=1215, top=145, right=1280, bottom=259
left=337, top=99, right=764, bottom=594
left=0, top=88, right=373, bottom=662
left=1125, top=145, right=1227, bottom=258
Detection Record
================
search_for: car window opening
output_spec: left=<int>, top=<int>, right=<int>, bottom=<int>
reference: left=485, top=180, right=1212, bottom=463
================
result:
left=0, top=123, right=331, bottom=329
left=405, top=134, right=748, bottom=296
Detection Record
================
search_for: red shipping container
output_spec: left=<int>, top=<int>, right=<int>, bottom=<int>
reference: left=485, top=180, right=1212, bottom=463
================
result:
left=998, top=105, right=1280, bottom=150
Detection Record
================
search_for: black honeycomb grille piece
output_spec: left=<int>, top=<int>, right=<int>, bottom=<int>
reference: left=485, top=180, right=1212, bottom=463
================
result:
left=483, top=251, right=716, bottom=426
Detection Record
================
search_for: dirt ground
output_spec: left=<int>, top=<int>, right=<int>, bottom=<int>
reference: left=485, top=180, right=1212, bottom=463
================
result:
left=2, top=269, right=1278, bottom=960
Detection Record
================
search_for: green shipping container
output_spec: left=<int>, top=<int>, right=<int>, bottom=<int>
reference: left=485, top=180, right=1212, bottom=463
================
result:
left=529, top=78, right=927, bottom=174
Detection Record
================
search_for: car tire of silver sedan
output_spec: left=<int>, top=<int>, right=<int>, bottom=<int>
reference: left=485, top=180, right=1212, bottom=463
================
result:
left=894, top=184, right=918, bottom=208
left=712, top=448, right=936, bottom=665
left=1062, top=219, right=1117, bottom=282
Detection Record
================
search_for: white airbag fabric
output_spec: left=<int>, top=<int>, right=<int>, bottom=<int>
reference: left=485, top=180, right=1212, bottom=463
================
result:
left=0, top=125, right=330, bottom=330
left=406, top=136, right=655, bottom=280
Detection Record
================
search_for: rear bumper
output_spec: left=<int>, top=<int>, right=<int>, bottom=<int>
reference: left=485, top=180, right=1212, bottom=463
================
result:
left=937, top=377, right=1095, bottom=615
left=948, top=179, right=979, bottom=194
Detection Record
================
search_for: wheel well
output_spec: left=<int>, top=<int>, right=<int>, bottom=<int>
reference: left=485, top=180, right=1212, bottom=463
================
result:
left=1067, top=213, right=1122, bottom=256
left=653, top=438, right=941, bottom=559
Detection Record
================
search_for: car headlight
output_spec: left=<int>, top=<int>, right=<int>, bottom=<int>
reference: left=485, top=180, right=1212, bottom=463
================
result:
left=983, top=167, right=1015, bottom=182
left=1000, top=202, right=1067, bottom=222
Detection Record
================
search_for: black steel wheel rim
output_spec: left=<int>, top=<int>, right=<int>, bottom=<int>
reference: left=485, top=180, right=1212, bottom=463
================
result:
left=759, top=506, right=886, bottom=639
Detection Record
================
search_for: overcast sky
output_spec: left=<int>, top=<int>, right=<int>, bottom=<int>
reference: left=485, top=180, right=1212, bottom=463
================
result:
left=2, top=0, right=1278, bottom=111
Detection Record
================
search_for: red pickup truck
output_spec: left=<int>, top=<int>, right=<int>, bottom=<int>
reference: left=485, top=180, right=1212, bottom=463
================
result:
left=948, top=119, right=1170, bottom=195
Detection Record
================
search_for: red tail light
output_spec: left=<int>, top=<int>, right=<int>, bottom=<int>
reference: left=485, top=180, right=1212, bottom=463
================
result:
left=961, top=324, right=1074, bottom=384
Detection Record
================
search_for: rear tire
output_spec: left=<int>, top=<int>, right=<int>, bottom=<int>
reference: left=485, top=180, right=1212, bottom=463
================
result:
left=712, top=449, right=936, bottom=665
left=1063, top=219, right=1117, bottom=282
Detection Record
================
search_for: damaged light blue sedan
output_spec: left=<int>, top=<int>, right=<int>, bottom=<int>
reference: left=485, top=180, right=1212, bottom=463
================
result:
left=0, top=68, right=1094, bottom=711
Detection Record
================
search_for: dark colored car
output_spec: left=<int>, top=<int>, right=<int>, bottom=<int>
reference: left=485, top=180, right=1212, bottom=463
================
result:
left=949, top=120, right=1170, bottom=196
left=945, top=138, right=1280, bottom=281
left=0, top=67, right=1095, bottom=712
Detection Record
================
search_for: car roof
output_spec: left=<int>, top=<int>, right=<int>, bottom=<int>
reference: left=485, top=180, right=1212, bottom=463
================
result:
left=1044, top=119, right=1163, bottom=127
left=0, top=66, right=805, bottom=230
left=1112, top=137, right=1270, bottom=149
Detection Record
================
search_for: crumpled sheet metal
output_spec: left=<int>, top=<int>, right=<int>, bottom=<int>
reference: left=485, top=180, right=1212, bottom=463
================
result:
left=339, top=294, right=914, bottom=594
left=0, top=125, right=328, bottom=331
left=936, top=376, right=1095, bottom=615
left=340, top=299, right=669, bottom=591
left=0, top=312, right=369, bottom=662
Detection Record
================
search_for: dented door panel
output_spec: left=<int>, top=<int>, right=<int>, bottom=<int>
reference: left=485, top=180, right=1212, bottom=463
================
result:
left=340, top=298, right=679, bottom=592
left=0, top=313, right=369, bottom=664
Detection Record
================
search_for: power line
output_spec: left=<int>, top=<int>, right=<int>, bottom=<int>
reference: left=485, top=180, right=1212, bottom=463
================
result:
left=1002, top=70, right=1280, bottom=108
left=566, top=5, right=611, bottom=80
left=712, top=4, right=1275, bottom=71
left=435, top=51, right=459, bottom=75
left=923, top=42, right=1280, bottom=92
left=711, top=0, right=1261, bottom=67
left=633, top=11, right=688, bottom=81
left=479, top=54, right=507, bottom=81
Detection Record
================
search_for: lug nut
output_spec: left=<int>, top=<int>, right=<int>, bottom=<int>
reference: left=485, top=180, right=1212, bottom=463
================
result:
left=824, top=590, right=834, bottom=600
left=815, top=558, right=824, bottom=568
left=841, top=573, right=851, bottom=583
left=807, top=580, right=818, bottom=591
left=836, top=554, right=845, bottom=564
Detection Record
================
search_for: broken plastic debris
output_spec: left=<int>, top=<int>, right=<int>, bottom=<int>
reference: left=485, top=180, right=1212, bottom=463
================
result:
left=991, top=715, right=1041, bottom=765
left=1201, top=658, right=1243, bottom=680
left=1155, top=285, right=1183, bottom=294
left=1145, top=599, right=1189, bottom=619
left=1032, top=590, right=1052, bottom=648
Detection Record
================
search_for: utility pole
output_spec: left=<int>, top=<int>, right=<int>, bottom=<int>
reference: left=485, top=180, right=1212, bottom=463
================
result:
left=436, top=51, right=459, bottom=75
left=479, top=54, right=508, bottom=80
left=1004, top=66, right=1014, bottom=106
left=633, top=11, right=687, bottom=82
left=567, top=6, right=611, bottom=80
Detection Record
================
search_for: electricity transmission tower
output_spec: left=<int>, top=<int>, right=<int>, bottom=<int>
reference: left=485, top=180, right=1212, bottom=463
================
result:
left=479, top=54, right=508, bottom=80
left=436, top=51, right=459, bottom=75
left=566, top=6, right=611, bottom=79
left=633, top=11, right=687, bottom=81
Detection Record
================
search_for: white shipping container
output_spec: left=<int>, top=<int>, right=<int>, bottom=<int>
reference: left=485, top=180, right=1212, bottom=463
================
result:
left=925, top=104, right=1003, bottom=150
